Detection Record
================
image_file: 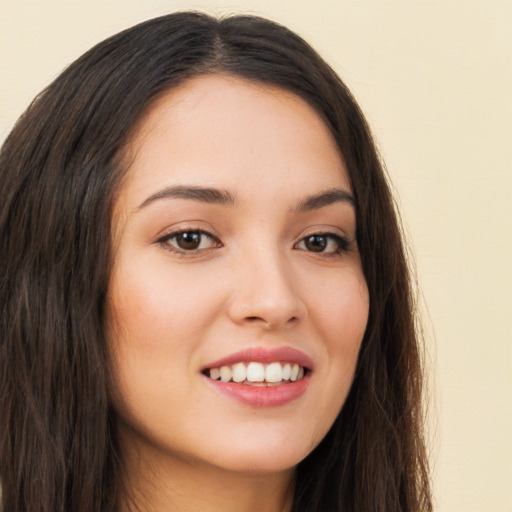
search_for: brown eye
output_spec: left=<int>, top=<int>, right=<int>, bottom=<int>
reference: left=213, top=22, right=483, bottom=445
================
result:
left=304, top=235, right=327, bottom=252
left=175, top=232, right=202, bottom=250
left=159, top=230, right=219, bottom=253
left=295, top=233, right=350, bottom=255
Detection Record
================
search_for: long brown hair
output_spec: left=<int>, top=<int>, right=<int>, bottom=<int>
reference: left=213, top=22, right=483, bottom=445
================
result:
left=0, top=12, right=432, bottom=512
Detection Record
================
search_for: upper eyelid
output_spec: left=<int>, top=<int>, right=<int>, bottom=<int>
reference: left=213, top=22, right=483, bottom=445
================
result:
left=295, top=225, right=353, bottom=242
left=155, top=224, right=219, bottom=241
left=157, top=230, right=220, bottom=247
left=295, top=232, right=350, bottom=247
left=159, top=228, right=215, bottom=238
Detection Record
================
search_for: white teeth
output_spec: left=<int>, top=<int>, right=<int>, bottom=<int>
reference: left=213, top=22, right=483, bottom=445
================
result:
left=265, top=362, right=283, bottom=383
left=207, top=361, right=306, bottom=384
left=246, top=362, right=265, bottom=382
left=232, top=362, right=247, bottom=383
left=220, top=366, right=232, bottom=382
left=282, top=363, right=291, bottom=380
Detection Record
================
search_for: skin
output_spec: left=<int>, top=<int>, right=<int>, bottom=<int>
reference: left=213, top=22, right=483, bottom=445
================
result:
left=108, top=74, right=369, bottom=512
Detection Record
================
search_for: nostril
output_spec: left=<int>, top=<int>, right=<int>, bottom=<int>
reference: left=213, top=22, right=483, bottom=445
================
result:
left=244, top=315, right=299, bottom=326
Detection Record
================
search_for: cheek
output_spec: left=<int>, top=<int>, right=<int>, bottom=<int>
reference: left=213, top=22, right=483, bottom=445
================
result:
left=314, top=268, right=369, bottom=348
left=109, top=259, right=223, bottom=352
left=107, top=262, right=211, bottom=426
left=310, top=268, right=368, bottom=403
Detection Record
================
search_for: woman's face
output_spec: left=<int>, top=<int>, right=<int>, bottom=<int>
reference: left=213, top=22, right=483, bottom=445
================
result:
left=108, top=75, right=369, bottom=475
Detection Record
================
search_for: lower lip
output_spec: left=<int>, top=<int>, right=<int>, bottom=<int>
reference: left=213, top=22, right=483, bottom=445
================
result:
left=204, top=374, right=311, bottom=407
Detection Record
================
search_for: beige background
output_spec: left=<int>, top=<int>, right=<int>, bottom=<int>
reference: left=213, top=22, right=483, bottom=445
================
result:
left=1, top=1, right=511, bottom=510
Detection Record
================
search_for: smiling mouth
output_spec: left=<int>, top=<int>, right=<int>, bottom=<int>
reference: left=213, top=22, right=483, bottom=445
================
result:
left=203, top=361, right=307, bottom=385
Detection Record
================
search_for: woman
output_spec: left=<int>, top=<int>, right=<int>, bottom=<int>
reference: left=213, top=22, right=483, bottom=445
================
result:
left=0, top=11, right=432, bottom=512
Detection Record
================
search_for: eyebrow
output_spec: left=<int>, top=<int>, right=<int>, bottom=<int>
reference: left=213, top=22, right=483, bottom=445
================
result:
left=296, top=188, right=356, bottom=212
left=138, top=184, right=355, bottom=212
left=138, top=185, right=236, bottom=209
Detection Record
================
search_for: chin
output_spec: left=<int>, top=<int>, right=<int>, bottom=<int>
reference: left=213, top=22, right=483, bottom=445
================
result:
left=197, top=431, right=317, bottom=475
left=210, top=453, right=303, bottom=475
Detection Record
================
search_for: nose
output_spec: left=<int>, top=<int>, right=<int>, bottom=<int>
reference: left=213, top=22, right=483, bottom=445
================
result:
left=226, top=246, right=307, bottom=330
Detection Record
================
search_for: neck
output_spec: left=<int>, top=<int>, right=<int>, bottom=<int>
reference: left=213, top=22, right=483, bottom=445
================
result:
left=115, top=429, right=295, bottom=512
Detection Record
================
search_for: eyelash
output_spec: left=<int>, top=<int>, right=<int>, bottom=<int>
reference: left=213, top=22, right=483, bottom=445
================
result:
left=156, top=229, right=352, bottom=257
left=295, top=232, right=351, bottom=255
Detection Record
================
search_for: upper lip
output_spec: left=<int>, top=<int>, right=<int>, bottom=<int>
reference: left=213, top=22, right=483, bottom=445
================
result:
left=202, top=346, right=314, bottom=371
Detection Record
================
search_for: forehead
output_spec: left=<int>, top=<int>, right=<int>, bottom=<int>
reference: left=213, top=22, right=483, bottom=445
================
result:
left=119, top=74, right=351, bottom=207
